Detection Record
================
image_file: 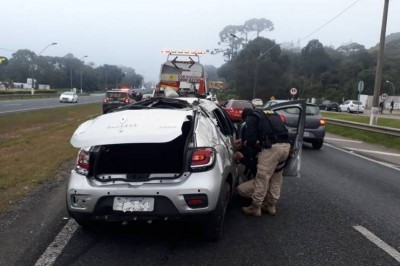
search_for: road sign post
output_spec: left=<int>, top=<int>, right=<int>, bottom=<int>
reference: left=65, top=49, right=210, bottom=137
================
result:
left=357, top=81, right=364, bottom=113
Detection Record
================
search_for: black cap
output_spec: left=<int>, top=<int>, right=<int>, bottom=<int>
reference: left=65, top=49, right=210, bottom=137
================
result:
left=242, top=108, right=254, bottom=120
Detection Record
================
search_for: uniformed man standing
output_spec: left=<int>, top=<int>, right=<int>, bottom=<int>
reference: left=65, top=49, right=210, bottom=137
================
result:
left=239, top=109, right=291, bottom=217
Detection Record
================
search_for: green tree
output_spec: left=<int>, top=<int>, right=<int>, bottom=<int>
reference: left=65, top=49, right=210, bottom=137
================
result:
left=243, top=18, right=274, bottom=38
left=301, top=39, right=331, bottom=88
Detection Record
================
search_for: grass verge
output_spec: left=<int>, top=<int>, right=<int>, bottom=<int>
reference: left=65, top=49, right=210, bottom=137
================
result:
left=321, top=112, right=400, bottom=129
left=0, top=103, right=102, bottom=213
left=322, top=112, right=400, bottom=151
left=326, top=124, right=400, bottom=151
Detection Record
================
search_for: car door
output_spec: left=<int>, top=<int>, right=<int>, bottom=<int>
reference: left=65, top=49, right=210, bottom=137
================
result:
left=270, top=100, right=306, bottom=178
left=341, top=100, right=349, bottom=111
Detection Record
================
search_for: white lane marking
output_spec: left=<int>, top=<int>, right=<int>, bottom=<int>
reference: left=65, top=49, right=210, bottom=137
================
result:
left=325, top=137, right=363, bottom=143
left=0, top=102, right=89, bottom=115
left=343, top=147, right=400, bottom=157
left=353, top=225, right=400, bottom=263
left=324, top=143, right=400, bottom=171
left=1, top=103, right=22, bottom=106
left=0, top=107, right=60, bottom=115
left=34, top=219, right=78, bottom=266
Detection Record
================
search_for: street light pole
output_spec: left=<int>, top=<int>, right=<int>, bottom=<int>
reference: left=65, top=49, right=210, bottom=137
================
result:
left=38, top=42, right=58, bottom=56
left=386, top=80, right=396, bottom=96
left=79, top=55, right=88, bottom=93
left=32, top=42, right=57, bottom=90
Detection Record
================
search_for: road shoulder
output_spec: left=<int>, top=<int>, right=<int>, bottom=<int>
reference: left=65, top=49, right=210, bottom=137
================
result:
left=324, top=132, right=400, bottom=168
left=0, top=161, right=73, bottom=266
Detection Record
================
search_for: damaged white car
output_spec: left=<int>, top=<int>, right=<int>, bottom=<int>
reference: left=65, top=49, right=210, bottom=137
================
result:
left=66, top=97, right=306, bottom=241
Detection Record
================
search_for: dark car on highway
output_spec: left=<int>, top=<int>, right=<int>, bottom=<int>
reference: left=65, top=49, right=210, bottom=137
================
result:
left=319, top=100, right=339, bottom=112
left=102, top=88, right=137, bottom=114
left=264, top=100, right=326, bottom=149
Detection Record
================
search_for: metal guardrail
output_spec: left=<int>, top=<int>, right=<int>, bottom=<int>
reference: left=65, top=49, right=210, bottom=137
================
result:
left=326, top=118, right=400, bottom=137
left=0, top=94, right=59, bottom=100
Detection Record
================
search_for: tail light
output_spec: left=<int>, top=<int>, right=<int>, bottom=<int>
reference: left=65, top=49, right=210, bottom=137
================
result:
left=190, top=148, right=215, bottom=171
left=184, top=194, right=208, bottom=208
left=198, top=78, right=206, bottom=95
left=233, top=108, right=242, bottom=114
left=320, top=118, right=326, bottom=126
left=103, top=98, right=109, bottom=103
left=279, top=114, right=286, bottom=123
left=124, top=98, right=130, bottom=103
left=75, top=149, right=90, bottom=175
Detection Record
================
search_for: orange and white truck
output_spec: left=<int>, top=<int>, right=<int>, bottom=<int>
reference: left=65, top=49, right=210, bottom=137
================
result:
left=155, top=50, right=208, bottom=98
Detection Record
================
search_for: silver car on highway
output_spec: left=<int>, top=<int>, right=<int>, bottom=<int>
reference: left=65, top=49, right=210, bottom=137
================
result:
left=59, top=91, right=78, bottom=103
left=67, top=97, right=238, bottom=240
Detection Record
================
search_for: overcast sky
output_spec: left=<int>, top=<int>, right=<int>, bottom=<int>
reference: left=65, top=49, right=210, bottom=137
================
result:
left=1, top=0, right=399, bottom=82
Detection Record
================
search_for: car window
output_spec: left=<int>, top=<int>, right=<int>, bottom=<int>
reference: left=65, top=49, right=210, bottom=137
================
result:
left=232, top=101, right=252, bottom=108
left=284, top=107, right=300, bottom=114
left=106, top=92, right=128, bottom=99
left=306, top=105, right=319, bottom=115
left=213, top=108, right=234, bottom=136
left=353, top=101, right=362, bottom=105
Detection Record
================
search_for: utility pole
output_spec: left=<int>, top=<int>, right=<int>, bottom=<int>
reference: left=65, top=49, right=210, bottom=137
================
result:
left=371, top=0, right=389, bottom=125
left=79, top=55, right=88, bottom=93
left=70, top=68, right=73, bottom=91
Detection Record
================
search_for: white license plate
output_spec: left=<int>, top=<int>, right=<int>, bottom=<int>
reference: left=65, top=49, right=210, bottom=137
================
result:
left=113, top=197, right=154, bottom=212
left=303, top=132, right=310, bottom=137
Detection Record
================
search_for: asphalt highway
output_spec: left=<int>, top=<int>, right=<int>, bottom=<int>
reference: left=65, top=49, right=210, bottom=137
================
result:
left=0, top=94, right=105, bottom=114
left=1, top=136, right=399, bottom=266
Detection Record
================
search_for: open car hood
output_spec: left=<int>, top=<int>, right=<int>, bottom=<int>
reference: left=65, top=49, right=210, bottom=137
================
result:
left=70, top=109, right=193, bottom=148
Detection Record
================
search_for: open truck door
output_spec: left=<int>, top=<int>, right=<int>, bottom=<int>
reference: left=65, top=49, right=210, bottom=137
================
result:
left=156, top=50, right=207, bottom=98
left=269, top=100, right=306, bottom=178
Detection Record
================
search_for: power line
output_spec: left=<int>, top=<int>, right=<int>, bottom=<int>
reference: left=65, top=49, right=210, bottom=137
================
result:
left=298, top=0, right=361, bottom=44
left=0, top=48, right=15, bottom=53
left=259, top=1, right=361, bottom=58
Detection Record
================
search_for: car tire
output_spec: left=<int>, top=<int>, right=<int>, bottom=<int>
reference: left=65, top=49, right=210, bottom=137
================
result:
left=67, top=210, right=92, bottom=227
left=312, top=140, right=323, bottom=150
left=347, top=108, right=351, bottom=113
left=204, top=182, right=230, bottom=242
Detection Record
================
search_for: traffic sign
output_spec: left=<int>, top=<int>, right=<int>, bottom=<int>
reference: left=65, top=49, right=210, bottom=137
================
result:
left=358, top=81, right=364, bottom=93
left=0, top=56, right=8, bottom=65
left=290, top=87, right=297, bottom=96
left=381, top=93, right=388, bottom=100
